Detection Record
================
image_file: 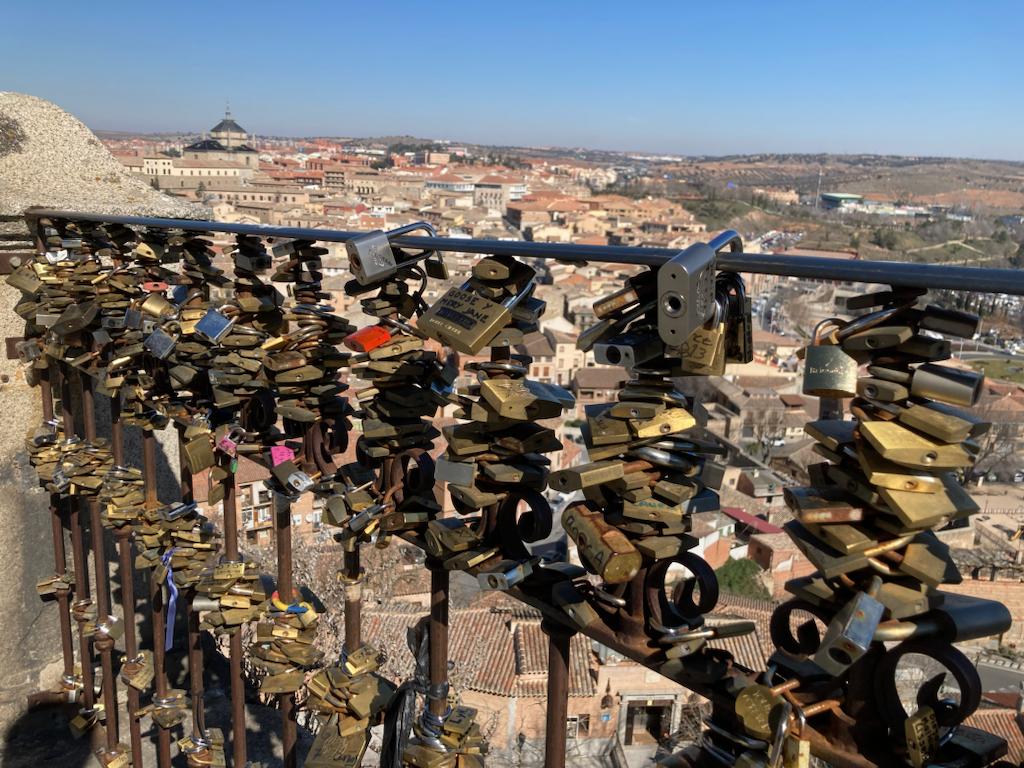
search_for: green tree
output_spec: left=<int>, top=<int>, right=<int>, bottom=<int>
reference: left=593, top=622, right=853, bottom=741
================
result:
left=715, top=557, right=770, bottom=599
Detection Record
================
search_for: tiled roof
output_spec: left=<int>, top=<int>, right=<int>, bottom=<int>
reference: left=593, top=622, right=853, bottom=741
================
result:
left=514, top=622, right=548, bottom=674
left=516, top=332, right=556, bottom=358
left=361, top=603, right=595, bottom=698
left=711, top=594, right=782, bottom=663
left=706, top=621, right=769, bottom=671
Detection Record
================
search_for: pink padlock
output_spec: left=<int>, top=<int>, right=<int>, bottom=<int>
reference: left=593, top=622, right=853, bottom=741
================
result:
left=270, top=445, right=295, bottom=467
left=215, top=426, right=244, bottom=457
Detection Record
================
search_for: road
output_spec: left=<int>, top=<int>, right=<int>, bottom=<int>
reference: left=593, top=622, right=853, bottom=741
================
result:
left=977, top=658, right=1024, bottom=694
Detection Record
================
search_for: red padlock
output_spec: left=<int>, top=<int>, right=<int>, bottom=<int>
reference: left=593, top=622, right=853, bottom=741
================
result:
left=142, top=281, right=169, bottom=293
left=343, top=325, right=392, bottom=353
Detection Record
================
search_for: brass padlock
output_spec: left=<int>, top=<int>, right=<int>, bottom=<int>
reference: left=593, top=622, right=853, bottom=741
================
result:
left=563, top=502, right=641, bottom=583
left=802, top=319, right=858, bottom=398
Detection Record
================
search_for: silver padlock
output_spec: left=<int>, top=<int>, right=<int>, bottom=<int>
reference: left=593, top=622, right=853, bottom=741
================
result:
left=346, top=221, right=436, bottom=285
left=16, top=339, right=41, bottom=363
left=910, top=363, right=983, bottom=407
left=195, top=308, right=235, bottom=343
left=349, top=503, right=387, bottom=533
left=123, top=306, right=143, bottom=330
left=51, top=467, right=71, bottom=492
left=803, top=319, right=858, bottom=399
left=813, top=588, right=884, bottom=676
left=160, top=501, right=197, bottom=522
left=144, top=322, right=181, bottom=360
left=478, top=559, right=536, bottom=591
left=271, top=239, right=298, bottom=258
left=657, top=241, right=717, bottom=346
left=32, top=420, right=59, bottom=447
left=286, top=470, right=314, bottom=495
left=594, top=330, right=663, bottom=369
left=101, top=315, right=126, bottom=330
left=434, top=457, right=476, bottom=487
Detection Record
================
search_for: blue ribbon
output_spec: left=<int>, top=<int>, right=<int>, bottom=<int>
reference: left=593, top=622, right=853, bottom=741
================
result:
left=161, top=549, right=179, bottom=651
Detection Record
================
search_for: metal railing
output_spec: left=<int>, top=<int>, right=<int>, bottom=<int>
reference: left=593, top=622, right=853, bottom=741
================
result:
left=10, top=208, right=1024, bottom=768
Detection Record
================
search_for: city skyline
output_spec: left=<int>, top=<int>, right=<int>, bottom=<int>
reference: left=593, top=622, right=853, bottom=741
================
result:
left=2, top=1, right=1023, bottom=161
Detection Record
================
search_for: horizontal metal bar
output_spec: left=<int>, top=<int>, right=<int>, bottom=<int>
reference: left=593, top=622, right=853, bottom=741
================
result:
left=25, top=208, right=1024, bottom=295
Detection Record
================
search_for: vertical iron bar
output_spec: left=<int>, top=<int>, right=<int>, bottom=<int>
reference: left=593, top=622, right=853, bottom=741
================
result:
left=275, top=494, right=297, bottom=768
left=541, top=620, right=572, bottom=768
left=177, top=425, right=207, bottom=745
left=61, top=365, right=96, bottom=716
left=220, top=457, right=247, bottom=768
left=41, top=365, right=77, bottom=691
left=343, top=547, right=361, bottom=653
left=428, top=564, right=449, bottom=718
left=111, top=390, right=143, bottom=768
left=80, top=374, right=119, bottom=752
left=143, top=427, right=172, bottom=768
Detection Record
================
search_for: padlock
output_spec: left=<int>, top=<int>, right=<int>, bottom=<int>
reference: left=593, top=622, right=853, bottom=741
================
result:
left=343, top=325, right=391, bottom=353
left=477, top=558, right=535, bottom=591
left=657, top=241, right=717, bottom=345
left=15, top=339, right=41, bottom=363
left=720, top=271, right=754, bottom=364
left=676, top=305, right=726, bottom=374
left=272, top=460, right=313, bottom=496
left=563, top=502, right=641, bottom=583
left=909, top=363, right=984, bottom=407
left=802, top=319, right=858, bottom=398
left=434, top=457, right=477, bottom=487
left=813, top=585, right=884, bottom=676
left=418, top=276, right=538, bottom=354
left=159, top=501, right=197, bottom=522
left=214, top=425, right=245, bottom=457
left=594, top=330, right=663, bottom=368
left=346, top=221, right=435, bottom=285
left=140, top=292, right=175, bottom=319
left=916, top=304, right=980, bottom=338
left=144, top=322, right=181, bottom=360
left=194, top=308, right=235, bottom=343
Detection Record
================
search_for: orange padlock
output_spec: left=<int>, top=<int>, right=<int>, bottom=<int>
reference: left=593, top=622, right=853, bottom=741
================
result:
left=343, top=325, right=392, bottom=353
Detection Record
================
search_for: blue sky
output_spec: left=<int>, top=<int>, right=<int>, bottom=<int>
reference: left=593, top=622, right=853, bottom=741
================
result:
left=2, top=1, right=1021, bottom=159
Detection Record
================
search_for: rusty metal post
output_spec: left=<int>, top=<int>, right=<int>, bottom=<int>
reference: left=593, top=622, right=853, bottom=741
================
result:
left=343, top=547, right=362, bottom=653
left=177, top=425, right=208, bottom=749
left=143, top=427, right=172, bottom=768
left=275, top=494, right=297, bottom=768
left=40, top=365, right=77, bottom=697
left=220, top=457, right=247, bottom=768
left=110, top=391, right=144, bottom=768
left=80, top=374, right=120, bottom=754
left=428, top=564, right=449, bottom=718
left=60, top=366, right=96, bottom=719
left=541, top=619, right=573, bottom=768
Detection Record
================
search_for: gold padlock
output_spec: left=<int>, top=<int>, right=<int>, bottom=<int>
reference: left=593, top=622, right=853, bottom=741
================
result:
left=803, top=319, right=858, bottom=399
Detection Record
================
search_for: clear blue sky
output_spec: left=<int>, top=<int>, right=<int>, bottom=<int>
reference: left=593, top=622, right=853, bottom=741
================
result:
left=2, top=1, right=1021, bottom=159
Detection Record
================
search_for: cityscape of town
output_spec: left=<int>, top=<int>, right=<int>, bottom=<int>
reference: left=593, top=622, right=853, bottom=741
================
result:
left=90, top=109, right=1024, bottom=765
